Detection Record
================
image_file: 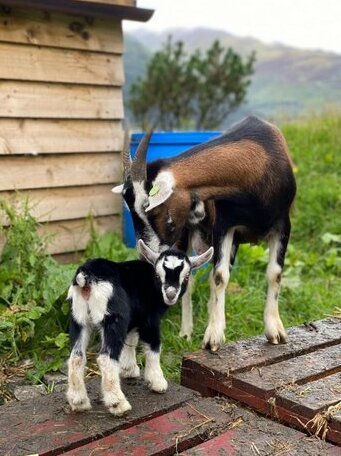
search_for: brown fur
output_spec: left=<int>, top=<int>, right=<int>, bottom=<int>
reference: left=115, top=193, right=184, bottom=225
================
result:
left=169, top=140, right=269, bottom=198
left=268, top=121, right=295, bottom=167
left=150, top=129, right=295, bottom=242
left=152, top=189, right=192, bottom=242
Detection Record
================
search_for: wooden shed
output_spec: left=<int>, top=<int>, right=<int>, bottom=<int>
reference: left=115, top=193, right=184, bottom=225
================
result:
left=0, top=0, right=153, bottom=260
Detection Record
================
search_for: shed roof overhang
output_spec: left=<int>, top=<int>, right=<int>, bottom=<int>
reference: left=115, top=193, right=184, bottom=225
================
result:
left=0, top=0, right=154, bottom=22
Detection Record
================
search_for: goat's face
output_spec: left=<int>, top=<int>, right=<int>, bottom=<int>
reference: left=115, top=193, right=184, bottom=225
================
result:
left=112, top=131, right=163, bottom=252
left=112, top=131, right=206, bottom=251
left=147, top=189, right=192, bottom=246
left=138, top=239, right=214, bottom=306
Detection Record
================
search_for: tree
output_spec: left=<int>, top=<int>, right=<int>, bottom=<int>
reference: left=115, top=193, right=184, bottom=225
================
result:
left=129, top=37, right=255, bottom=130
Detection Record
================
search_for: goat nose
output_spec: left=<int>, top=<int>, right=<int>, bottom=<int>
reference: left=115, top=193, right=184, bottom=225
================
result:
left=165, top=287, right=177, bottom=301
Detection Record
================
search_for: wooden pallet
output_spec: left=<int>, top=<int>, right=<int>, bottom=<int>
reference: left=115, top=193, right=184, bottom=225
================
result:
left=0, top=377, right=336, bottom=455
left=181, top=318, right=341, bottom=447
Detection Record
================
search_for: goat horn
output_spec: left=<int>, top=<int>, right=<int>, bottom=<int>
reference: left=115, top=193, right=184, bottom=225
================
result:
left=131, top=129, right=153, bottom=182
left=122, top=130, right=131, bottom=176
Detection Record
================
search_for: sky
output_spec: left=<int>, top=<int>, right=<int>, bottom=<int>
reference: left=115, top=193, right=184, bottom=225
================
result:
left=124, top=0, right=341, bottom=54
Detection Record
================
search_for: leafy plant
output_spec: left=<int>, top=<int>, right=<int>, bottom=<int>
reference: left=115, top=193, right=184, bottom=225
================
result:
left=129, top=37, right=255, bottom=130
left=0, top=199, right=73, bottom=371
left=83, top=228, right=136, bottom=263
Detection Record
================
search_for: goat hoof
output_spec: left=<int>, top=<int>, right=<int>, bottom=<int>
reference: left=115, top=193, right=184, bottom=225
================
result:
left=210, top=343, right=221, bottom=352
left=179, top=329, right=192, bottom=341
left=146, top=377, right=168, bottom=393
left=265, top=318, right=288, bottom=345
left=109, top=398, right=132, bottom=416
left=120, top=364, right=140, bottom=378
left=202, top=341, right=221, bottom=352
left=67, top=392, right=92, bottom=412
left=267, top=333, right=288, bottom=345
left=202, top=324, right=225, bottom=352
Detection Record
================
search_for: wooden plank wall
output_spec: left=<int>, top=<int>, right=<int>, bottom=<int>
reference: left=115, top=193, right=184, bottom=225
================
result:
left=73, top=0, right=136, bottom=6
left=0, top=5, right=125, bottom=257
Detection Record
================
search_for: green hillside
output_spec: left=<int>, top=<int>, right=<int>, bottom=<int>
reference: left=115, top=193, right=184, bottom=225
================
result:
left=124, top=28, right=341, bottom=124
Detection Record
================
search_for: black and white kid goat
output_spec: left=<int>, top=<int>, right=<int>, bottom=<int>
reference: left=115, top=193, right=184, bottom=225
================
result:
left=66, top=239, right=213, bottom=416
left=113, top=116, right=296, bottom=352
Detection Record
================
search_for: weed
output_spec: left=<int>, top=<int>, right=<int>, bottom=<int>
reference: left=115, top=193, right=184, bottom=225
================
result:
left=0, top=199, right=73, bottom=381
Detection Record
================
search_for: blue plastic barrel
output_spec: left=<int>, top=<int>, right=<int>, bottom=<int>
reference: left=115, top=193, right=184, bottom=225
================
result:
left=124, top=131, right=221, bottom=247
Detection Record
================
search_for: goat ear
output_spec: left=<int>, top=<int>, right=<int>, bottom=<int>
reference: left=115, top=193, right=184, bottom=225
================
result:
left=189, top=247, right=214, bottom=270
left=112, top=184, right=124, bottom=194
left=138, top=239, right=159, bottom=265
left=145, top=181, right=173, bottom=212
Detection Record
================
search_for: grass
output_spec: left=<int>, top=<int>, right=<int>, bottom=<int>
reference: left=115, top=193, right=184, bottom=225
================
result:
left=0, top=114, right=340, bottom=389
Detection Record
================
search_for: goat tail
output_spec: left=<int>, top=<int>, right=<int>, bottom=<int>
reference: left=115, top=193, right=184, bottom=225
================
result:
left=75, top=271, right=87, bottom=288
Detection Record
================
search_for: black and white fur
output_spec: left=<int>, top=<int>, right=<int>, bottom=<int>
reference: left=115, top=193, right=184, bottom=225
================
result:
left=113, top=116, right=296, bottom=351
left=66, top=240, right=213, bottom=416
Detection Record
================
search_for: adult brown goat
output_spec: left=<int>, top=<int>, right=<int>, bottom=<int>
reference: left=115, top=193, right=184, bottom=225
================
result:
left=113, top=116, right=296, bottom=351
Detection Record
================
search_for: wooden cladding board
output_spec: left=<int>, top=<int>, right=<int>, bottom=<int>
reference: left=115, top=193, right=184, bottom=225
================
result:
left=0, top=43, right=124, bottom=85
left=0, top=153, right=122, bottom=191
left=0, top=7, right=123, bottom=53
left=0, top=120, right=123, bottom=155
left=38, top=215, right=121, bottom=254
left=73, top=0, right=136, bottom=5
left=0, top=5, right=125, bottom=255
left=0, top=82, right=123, bottom=119
left=0, top=215, right=121, bottom=255
left=0, top=185, right=121, bottom=224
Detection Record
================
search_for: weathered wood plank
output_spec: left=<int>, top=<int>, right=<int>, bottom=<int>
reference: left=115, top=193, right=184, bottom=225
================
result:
left=74, top=0, right=136, bottom=5
left=277, top=372, right=341, bottom=414
left=231, top=344, right=341, bottom=401
left=0, top=378, right=195, bottom=456
left=62, top=400, right=229, bottom=456
left=53, top=251, right=84, bottom=264
left=0, top=81, right=123, bottom=119
left=0, top=185, right=120, bottom=224
left=182, top=319, right=341, bottom=381
left=181, top=319, right=341, bottom=446
left=275, top=373, right=341, bottom=445
left=0, top=1, right=153, bottom=23
left=0, top=119, right=123, bottom=155
left=0, top=215, right=120, bottom=254
left=39, top=215, right=121, bottom=254
left=0, top=42, right=124, bottom=85
left=0, top=7, right=123, bottom=53
left=182, top=420, right=337, bottom=455
left=0, top=153, right=121, bottom=191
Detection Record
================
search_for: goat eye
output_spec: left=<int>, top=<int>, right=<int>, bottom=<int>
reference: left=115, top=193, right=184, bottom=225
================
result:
left=143, top=200, right=149, bottom=210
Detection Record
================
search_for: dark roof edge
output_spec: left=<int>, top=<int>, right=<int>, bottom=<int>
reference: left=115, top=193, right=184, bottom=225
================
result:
left=1, top=1, right=154, bottom=22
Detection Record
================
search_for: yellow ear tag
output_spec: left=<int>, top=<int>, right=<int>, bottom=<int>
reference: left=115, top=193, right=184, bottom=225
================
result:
left=149, top=183, right=160, bottom=197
